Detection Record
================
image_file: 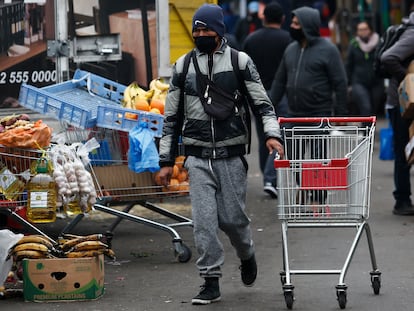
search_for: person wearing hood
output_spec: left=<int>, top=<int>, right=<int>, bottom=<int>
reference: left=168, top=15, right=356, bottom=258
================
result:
left=158, top=3, right=284, bottom=305
left=381, top=12, right=414, bottom=215
left=270, top=6, right=348, bottom=118
left=346, top=21, right=384, bottom=119
left=269, top=6, right=347, bottom=204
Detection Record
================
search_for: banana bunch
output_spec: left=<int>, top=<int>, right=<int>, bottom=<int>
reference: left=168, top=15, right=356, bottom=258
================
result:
left=9, top=235, right=57, bottom=262
left=149, top=78, right=169, bottom=103
left=123, top=82, right=154, bottom=109
left=57, top=233, right=116, bottom=259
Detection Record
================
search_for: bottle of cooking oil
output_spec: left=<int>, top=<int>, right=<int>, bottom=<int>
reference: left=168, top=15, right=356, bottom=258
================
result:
left=65, top=195, right=82, bottom=216
left=0, top=162, right=25, bottom=201
left=65, top=194, right=92, bottom=216
left=26, top=157, right=57, bottom=223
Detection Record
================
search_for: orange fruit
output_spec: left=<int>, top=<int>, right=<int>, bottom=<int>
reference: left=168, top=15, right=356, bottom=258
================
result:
left=171, top=165, right=179, bottom=178
left=178, top=181, right=190, bottom=194
left=175, top=155, right=185, bottom=169
left=168, top=178, right=180, bottom=191
left=150, top=107, right=161, bottom=114
left=177, top=169, right=188, bottom=182
left=125, top=112, right=138, bottom=120
left=150, top=99, right=165, bottom=114
left=134, top=98, right=150, bottom=111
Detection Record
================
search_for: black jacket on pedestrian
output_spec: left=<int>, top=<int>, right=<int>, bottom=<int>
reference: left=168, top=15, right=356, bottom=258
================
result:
left=346, top=36, right=383, bottom=88
left=270, top=6, right=348, bottom=117
left=243, top=27, right=291, bottom=90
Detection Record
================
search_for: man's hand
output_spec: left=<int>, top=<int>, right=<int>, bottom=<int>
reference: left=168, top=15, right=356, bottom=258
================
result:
left=158, top=166, right=173, bottom=187
left=266, top=138, right=284, bottom=159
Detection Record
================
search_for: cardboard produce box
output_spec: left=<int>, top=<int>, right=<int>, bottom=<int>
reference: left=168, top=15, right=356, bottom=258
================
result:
left=22, top=255, right=104, bottom=302
left=399, top=73, right=414, bottom=119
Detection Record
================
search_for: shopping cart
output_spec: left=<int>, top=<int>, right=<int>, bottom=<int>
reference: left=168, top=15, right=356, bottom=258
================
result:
left=59, top=126, right=193, bottom=263
left=0, top=129, right=193, bottom=263
left=274, top=117, right=381, bottom=309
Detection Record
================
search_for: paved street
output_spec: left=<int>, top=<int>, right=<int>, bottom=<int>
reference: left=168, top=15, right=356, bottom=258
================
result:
left=1, top=116, right=414, bottom=310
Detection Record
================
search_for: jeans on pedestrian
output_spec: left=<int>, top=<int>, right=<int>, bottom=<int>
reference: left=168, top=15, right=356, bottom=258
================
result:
left=351, top=83, right=384, bottom=116
left=387, top=107, right=412, bottom=203
left=255, top=94, right=288, bottom=185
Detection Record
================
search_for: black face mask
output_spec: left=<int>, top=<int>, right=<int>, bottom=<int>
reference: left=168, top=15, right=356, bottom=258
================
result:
left=290, top=27, right=305, bottom=42
left=194, top=36, right=218, bottom=54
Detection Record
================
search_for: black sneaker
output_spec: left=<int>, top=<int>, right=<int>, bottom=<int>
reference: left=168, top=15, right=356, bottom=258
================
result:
left=240, top=254, right=257, bottom=287
left=264, top=183, right=278, bottom=199
left=191, top=278, right=221, bottom=305
left=393, top=201, right=414, bottom=215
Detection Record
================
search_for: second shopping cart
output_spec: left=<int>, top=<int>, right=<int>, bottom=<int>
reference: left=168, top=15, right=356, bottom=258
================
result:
left=274, top=117, right=381, bottom=309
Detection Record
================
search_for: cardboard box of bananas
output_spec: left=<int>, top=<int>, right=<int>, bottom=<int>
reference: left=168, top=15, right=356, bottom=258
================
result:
left=8, top=233, right=115, bottom=264
left=122, top=78, right=169, bottom=118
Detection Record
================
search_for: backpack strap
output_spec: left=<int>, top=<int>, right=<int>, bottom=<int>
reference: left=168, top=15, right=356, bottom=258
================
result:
left=230, top=48, right=252, bottom=154
left=175, top=50, right=193, bottom=156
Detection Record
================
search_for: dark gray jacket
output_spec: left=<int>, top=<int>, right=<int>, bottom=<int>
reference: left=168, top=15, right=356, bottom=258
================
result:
left=381, top=12, right=414, bottom=108
left=270, top=6, right=348, bottom=117
left=159, top=40, right=282, bottom=167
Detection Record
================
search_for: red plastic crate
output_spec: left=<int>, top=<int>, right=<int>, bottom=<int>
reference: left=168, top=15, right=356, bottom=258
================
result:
left=301, top=158, right=349, bottom=190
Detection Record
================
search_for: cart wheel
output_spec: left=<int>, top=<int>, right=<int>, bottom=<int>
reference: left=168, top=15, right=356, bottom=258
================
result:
left=280, top=271, right=286, bottom=285
left=371, top=276, right=381, bottom=295
left=283, top=290, right=294, bottom=309
left=336, top=290, right=347, bottom=309
left=175, top=243, right=192, bottom=263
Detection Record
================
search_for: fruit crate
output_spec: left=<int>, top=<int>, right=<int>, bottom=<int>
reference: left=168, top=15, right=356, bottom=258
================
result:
left=96, top=104, right=164, bottom=137
left=18, top=69, right=126, bottom=129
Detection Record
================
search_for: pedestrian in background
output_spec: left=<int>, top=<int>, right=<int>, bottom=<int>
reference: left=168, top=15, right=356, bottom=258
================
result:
left=243, top=2, right=291, bottom=198
left=158, top=4, right=284, bottom=305
left=234, top=1, right=263, bottom=47
left=270, top=6, right=348, bottom=119
left=381, top=11, right=414, bottom=215
left=346, top=21, right=384, bottom=119
left=270, top=6, right=347, bottom=204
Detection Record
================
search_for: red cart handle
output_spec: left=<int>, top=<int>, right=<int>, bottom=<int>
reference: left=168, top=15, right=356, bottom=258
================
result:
left=277, top=116, right=376, bottom=124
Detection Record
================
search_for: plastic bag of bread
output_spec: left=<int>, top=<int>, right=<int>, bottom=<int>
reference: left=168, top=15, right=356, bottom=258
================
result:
left=0, top=120, right=52, bottom=148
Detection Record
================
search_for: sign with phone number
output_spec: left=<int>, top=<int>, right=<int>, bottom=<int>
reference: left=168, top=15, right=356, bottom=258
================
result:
left=0, top=70, right=56, bottom=85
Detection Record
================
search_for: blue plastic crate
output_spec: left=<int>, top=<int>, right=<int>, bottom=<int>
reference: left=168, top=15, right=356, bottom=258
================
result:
left=96, top=104, right=164, bottom=137
left=18, top=69, right=126, bottom=129
left=18, top=84, right=62, bottom=120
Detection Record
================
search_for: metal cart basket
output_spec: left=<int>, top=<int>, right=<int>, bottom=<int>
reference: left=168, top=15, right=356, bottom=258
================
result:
left=61, top=127, right=193, bottom=262
left=274, top=117, right=381, bottom=309
left=0, top=128, right=193, bottom=263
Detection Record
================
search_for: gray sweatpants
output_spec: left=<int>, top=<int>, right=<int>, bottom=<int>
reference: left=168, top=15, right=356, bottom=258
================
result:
left=184, top=155, right=255, bottom=278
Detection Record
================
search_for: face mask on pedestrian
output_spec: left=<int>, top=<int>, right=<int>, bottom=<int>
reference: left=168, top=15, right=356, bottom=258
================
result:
left=290, top=27, right=305, bottom=42
left=194, top=36, right=218, bottom=54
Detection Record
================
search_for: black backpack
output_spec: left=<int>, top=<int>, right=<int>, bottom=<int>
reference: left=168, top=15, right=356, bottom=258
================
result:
left=373, top=23, right=408, bottom=78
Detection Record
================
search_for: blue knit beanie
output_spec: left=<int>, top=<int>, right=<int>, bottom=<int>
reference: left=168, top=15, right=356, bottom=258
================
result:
left=192, top=4, right=225, bottom=37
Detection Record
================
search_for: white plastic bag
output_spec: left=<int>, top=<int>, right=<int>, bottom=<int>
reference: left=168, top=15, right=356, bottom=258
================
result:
left=0, top=229, right=23, bottom=285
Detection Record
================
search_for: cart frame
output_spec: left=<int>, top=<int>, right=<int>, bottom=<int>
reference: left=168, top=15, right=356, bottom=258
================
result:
left=275, top=117, right=381, bottom=309
left=0, top=128, right=193, bottom=263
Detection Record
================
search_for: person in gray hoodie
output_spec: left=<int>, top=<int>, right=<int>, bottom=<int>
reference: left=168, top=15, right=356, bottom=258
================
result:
left=269, top=6, right=348, bottom=118
left=380, top=12, right=414, bottom=215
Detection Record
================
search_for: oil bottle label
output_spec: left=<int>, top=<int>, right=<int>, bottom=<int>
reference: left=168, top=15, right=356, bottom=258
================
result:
left=0, top=168, right=18, bottom=191
left=29, top=191, right=48, bottom=208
